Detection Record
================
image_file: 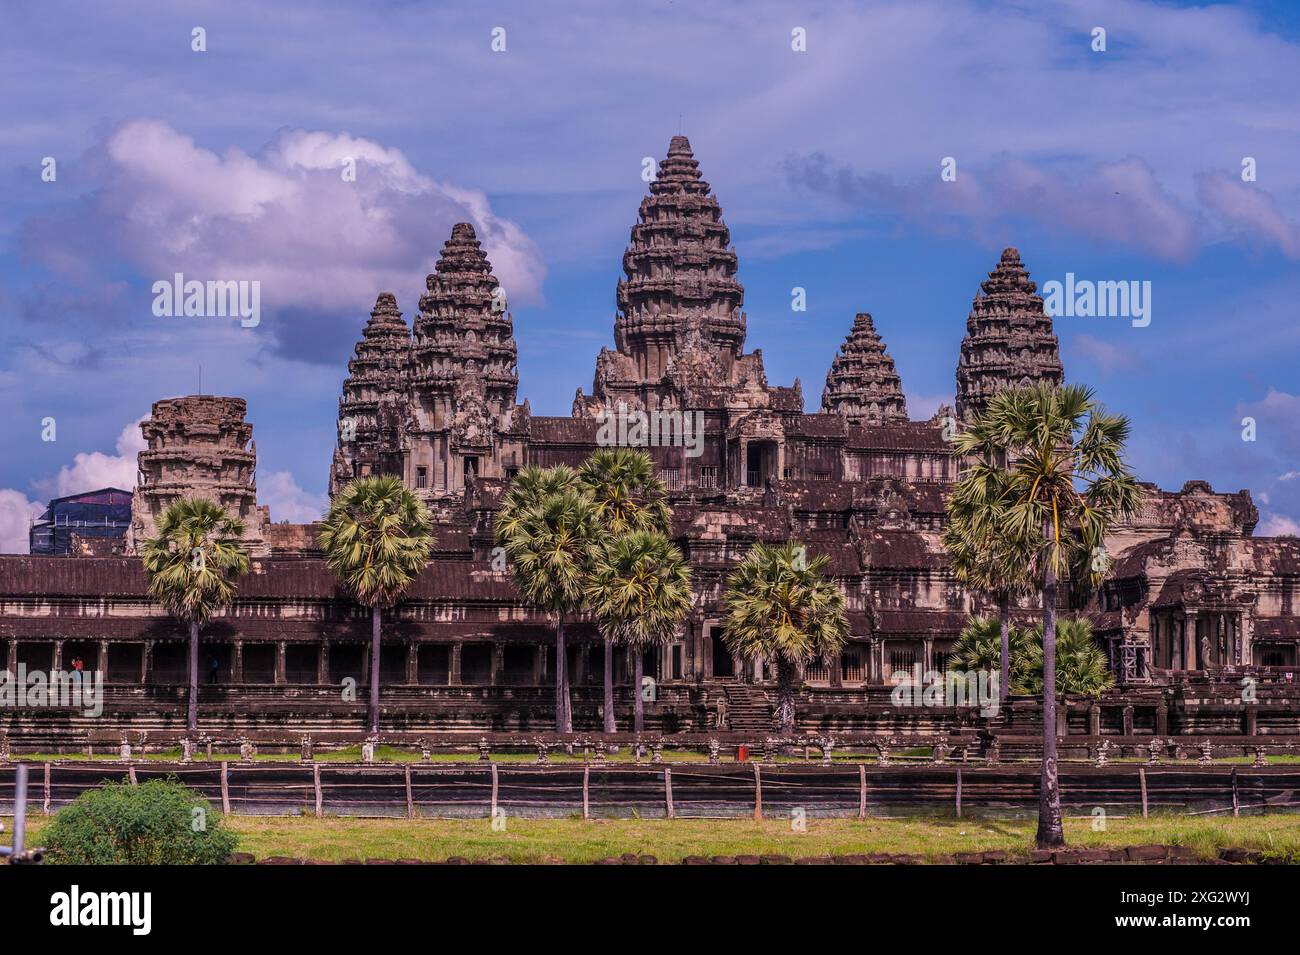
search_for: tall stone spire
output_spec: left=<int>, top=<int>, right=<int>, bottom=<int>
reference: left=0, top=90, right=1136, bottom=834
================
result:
left=329, top=292, right=412, bottom=496
left=411, top=222, right=519, bottom=426
left=955, top=248, right=1064, bottom=422
left=612, top=135, right=746, bottom=384
left=822, top=313, right=909, bottom=426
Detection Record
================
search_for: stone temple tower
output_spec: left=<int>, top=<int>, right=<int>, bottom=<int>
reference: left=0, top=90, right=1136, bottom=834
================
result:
left=821, top=313, right=909, bottom=426
left=407, top=222, right=523, bottom=496
left=955, top=248, right=1064, bottom=422
left=329, top=292, right=412, bottom=497
left=127, top=395, right=270, bottom=556
left=576, top=135, right=776, bottom=415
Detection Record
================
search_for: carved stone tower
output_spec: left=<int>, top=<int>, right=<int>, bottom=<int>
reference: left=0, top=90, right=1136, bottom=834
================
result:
left=329, top=292, right=412, bottom=497
left=577, top=135, right=762, bottom=414
left=822, top=313, right=909, bottom=426
left=955, top=248, right=1064, bottom=422
left=127, top=395, right=269, bottom=555
left=408, top=222, right=523, bottom=496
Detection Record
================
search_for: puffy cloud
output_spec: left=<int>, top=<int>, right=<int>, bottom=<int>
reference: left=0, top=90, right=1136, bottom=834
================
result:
left=1070, top=334, right=1142, bottom=374
left=21, top=120, right=546, bottom=362
left=784, top=153, right=1197, bottom=260
left=0, top=490, right=43, bottom=554
left=1197, top=173, right=1300, bottom=260
left=260, top=471, right=327, bottom=524
left=31, top=418, right=147, bottom=500
left=1258, top=513, right=1300, bottom=537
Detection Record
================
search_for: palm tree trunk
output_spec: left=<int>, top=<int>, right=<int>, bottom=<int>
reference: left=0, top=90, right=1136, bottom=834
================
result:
left=368, top=605, right=382, bottom=734
left=555, top=613, right=572, bottom=733
left=603, top=634, right=616, bottom=733
left=632, top=649, right=645, bottom=734
left=187, top=620, right=199, bottom=732
left=998, top=591, right=1011, bottom=702
left=1037, top=566, right=1065, bottom=848
left=775, top=657, right=797, bottom=736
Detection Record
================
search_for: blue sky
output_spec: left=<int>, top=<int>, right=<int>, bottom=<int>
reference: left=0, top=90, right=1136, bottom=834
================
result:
left=1, top=0, right=1298, bottom=550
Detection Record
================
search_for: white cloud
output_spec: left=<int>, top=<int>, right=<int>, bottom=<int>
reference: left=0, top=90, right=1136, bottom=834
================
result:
left=32, top=418, right=147, bottom=500
left=260, top=470, right=327, bottom=524
left=0, top=490, right=44, bottom=554
left=1258, top=513, right=1300, bottom=537
left=25, top=119, right=547, bottom=343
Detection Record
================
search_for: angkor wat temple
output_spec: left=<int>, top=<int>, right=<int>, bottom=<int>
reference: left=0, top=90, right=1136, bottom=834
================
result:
left=2, top=136, right=1297, bottom=742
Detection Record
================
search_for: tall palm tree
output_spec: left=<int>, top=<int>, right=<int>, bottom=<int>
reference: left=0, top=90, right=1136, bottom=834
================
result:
left=957, top=383, right=1142, bottom=848
left=944, top=462, right=1028, bottom=702
left=577, top=448, right=671, bottom=733
left=319, top=476, right=433, bottom=734
left=721, top=541, right=849, bottom=737
left=141, top=498, right=250, bottom=732
left=496, top=465, right=599, bottom=732
left=586, top=530, right=692, bottom=735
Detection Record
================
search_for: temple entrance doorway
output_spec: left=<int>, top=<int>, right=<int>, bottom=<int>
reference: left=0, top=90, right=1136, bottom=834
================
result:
left=710, top=626, right=733, bottom=678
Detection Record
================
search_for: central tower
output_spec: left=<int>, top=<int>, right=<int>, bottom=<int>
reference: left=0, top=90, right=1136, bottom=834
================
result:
left=575, top=135, right=775, bottom=416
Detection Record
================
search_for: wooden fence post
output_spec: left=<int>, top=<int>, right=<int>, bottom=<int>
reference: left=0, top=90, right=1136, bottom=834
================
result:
left=664, top=766, right=674, bottom=819
left=313, top=763, right=322, bottom=817
left=43, top=762, right=51, bottom=815
left=405, top=765, right=415, bottom=820
left=1231, top=766, right=1240, bottom=818
left=128, top=764, right=138, bottom=785
left=490, top=763, right=499, bottom=819
left=220, top=760, right=230, bottom=815
left=753, top=762, right=762, bottom=820
left=582, top=765, right=590, bottom=820
left=1138, top=766, right=1148, bottom=818
left=955, top=767, right=962, bottom=818
left=858, top=764, right=867, bottom=820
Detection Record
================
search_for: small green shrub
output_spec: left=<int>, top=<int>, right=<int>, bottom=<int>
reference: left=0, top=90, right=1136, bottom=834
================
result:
left=44, top=777, right=236, bottom=865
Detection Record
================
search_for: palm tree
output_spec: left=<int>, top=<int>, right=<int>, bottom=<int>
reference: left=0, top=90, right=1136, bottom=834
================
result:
left=944, top=462, right=1028, bottom=702
left=721, top=541, right=849, bottom=737
left=1013, top=618, right=1115, bottom=698
left=141, top=498, right=250, bottom=732
left=496, top=466, right=599, bottom=732
left=319, top=476, right=433, bottom=734
left=947, top=616, right=1030, bottom=676
left=577, top=448, right=671, bottom=733
left=586, top=530, right=692, bottom=735
left=957, top=382, right=1142, bottom=848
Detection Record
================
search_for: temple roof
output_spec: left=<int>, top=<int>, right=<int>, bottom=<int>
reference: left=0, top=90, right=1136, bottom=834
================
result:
left=822, top=313, right=909, bottom=426
left=955, top=247, right=1063, bottom=421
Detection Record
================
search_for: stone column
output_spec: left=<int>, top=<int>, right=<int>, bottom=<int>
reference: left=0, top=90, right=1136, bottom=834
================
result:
left=232, top=639, right=244, bottom=683
left=450, top=642, right=463, bottom=685
left=141, top=641, right=154, bottom=683
left=317, top=641, right=330, bottom=684
left=922, top=638, right=934, bottom=674
left=1183, top=613, right=1198, bottom=671
left=52, top=639, right=64, bottom=672
left=830, top=651, right=843, bottom=688
left=5, top=639, right=17, bottom=678
left=274, top=642, right=287, bottom=684
left=1241, top=613, right=1254, bottom=666
left=533, top=645, right=545, bottom=685
left=574, top=645, right=587, bottom=685
left=406, top=642, right=419, bottom=685
left=491, top=644, right=504, bottom=686
left=97, top=640, right=109, bottom=680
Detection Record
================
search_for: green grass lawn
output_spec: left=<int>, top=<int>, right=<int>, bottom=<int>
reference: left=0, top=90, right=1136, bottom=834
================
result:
left=10, top=812, right=1300, bottom=864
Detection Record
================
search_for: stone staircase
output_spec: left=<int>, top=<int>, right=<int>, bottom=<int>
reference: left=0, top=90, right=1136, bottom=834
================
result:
left=722, top=683, right=774, bottom=732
